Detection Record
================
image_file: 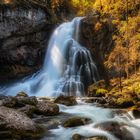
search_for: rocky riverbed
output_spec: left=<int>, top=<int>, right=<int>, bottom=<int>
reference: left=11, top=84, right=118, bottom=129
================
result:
left=0, top=92, right=139, bottom=140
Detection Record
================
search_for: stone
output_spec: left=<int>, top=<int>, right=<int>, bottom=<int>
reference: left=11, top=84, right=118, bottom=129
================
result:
left=72, top=134, right=107, bottom=140
left=0, top=106, right=43, bottom=139
left=35, top=101, right=59, bottom=116
left=16, top=96, right=38, bottom=107
left=54, top=95, right=77, bottom=106
left=16, top=92, right=28, bottom=97
left=0, top=106, right=36, bottom=131
left=132, top=108, right=140, bottom=118
left=2, top=96, right=17, bottom=108
left=95, top=121, right=134, bottom=140
left=63, top=117, right=91, bottom=128
left=18, top=105, right=36, bottom=117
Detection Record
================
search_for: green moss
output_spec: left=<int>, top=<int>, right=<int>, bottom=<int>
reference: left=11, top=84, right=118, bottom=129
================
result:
left=96, top=89, right=108, bottom=95
left=16, top=91, right=28, bottom=97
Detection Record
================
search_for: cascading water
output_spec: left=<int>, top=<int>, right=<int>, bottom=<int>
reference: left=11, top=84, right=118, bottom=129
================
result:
left=0, top=17, right=99, bottom=96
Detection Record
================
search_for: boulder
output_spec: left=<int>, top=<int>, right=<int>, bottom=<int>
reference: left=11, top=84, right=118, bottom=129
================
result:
left=0, top=106, right=37, bottom=131
left=18, top=105, right=36, bottom=117
left=72, top=134, right=107, bottom=140
left=0, top=106, right=44, bottom=139
left=54, top=95, right=77, bottom=106
left=132, top=108, right=140, bottom=118
left=83, top=97, right=107, bottom=104
left=16, top=96, right=38, bottom=107
left=16, top=92, right=29, bottom=97
left=1, top=96, right=17, bottom=108
left=35, top=101, right=59, bottom=116
left=63, top=117, right=92, bottom=128
left=95, top=121, right=134, bottom=140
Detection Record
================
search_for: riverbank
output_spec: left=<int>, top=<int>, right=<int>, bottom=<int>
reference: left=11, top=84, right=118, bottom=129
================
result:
left=0, top=91, right=139, bottom=140
left=88, top=71, right=140, bottom=109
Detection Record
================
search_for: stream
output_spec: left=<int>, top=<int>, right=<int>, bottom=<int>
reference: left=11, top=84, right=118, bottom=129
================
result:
left=40, top=99, right=140, bottom=140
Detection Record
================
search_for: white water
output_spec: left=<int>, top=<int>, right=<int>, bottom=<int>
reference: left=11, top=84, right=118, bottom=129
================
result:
left=0, top=17, right=99, bottom=96
left=42, top=101, right=140, bottom=140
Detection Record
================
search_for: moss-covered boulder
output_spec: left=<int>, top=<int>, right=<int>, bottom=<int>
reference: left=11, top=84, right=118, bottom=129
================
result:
left=54, top=95, right=77, bottom=106
left=72, top=134, right=107, bottom=140
left=16, top=92, right=28, bottom=97
left=88, top=85, right=108, bottom=97
left=63, top=117, right=92, bottom=128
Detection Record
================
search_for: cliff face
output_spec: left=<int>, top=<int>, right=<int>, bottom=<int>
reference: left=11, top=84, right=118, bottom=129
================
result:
left=0, top=2, right=57, bottom=82
left=80, top=15, right=114, bottom=84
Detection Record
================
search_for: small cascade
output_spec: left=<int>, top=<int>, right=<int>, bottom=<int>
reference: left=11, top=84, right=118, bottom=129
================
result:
left=0, top=17, right=99, bottom=96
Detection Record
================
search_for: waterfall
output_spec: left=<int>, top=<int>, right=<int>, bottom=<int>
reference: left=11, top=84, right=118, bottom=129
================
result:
left=0, top=17, right=99, bottom=97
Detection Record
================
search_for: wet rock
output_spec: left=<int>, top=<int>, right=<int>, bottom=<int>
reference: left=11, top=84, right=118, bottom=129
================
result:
left=80, top=16, right=113, bottom=84
left=0, top=95, right=7, bottom=100
left=86, top=136, right=107, bottom=140
left=16, top=96, right=38, bottom=107
left=36, top=101, right=59, bottom=116
left=0, top=106, right=44, bottom=139
left=63, top=117, right=91, bottom=128
left=16, top=92, right=28, bottom=97
left=0, top=106, right=37, bottom=131
left=72, top=134, right=84, bottom=140
left=0, top=2, right=56, bottom=82
left=18, top=105, right=36, bottom=117
left=95, top=121, right=134, bottom=140
left=54, top=95, right=77, bottom=106
left=2, top=96, right=17, bottom=108
left=72, top=134, right=107, bottom=140
left=83, top=97, right=107, bottom=104
left=132, top=108, right=140, bottom=118
left=0, top=131, right=13, bottom=139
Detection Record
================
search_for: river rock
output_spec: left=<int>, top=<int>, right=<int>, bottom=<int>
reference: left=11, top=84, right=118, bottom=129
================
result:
left=83, top=97, right=107, bottom=104
left=72, top=134, right=107, bottom=140
left=95, top=121, right=134, bottom=140
left=0, top=106, right=44, bottom=139
left=18, top=105, right=36, bottom=117
left=0, top=106, right=36, bottom=131
left=35, top=101, right=59, bottom=116
left=16, top=96, right=38, bottom=107
left=54, top=95, right=77, bottom=106
left=16, top=92, right=29, bottom=97
left=63, top=117, right=91, bottom=128
left=132, top=108, right=140, bottom=118
left=0, top=95, right=7, bottom=100
left=2, top=96, right=17, bottom=108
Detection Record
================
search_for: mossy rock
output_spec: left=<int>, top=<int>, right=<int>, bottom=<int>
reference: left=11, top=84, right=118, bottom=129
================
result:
left=96, top=89, right=108, bottom=97
left=72, top=134, right=107, bottom=140
left=16, top=92, right=28, bottom=97
left=88, top=87, right=108, bottom=97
